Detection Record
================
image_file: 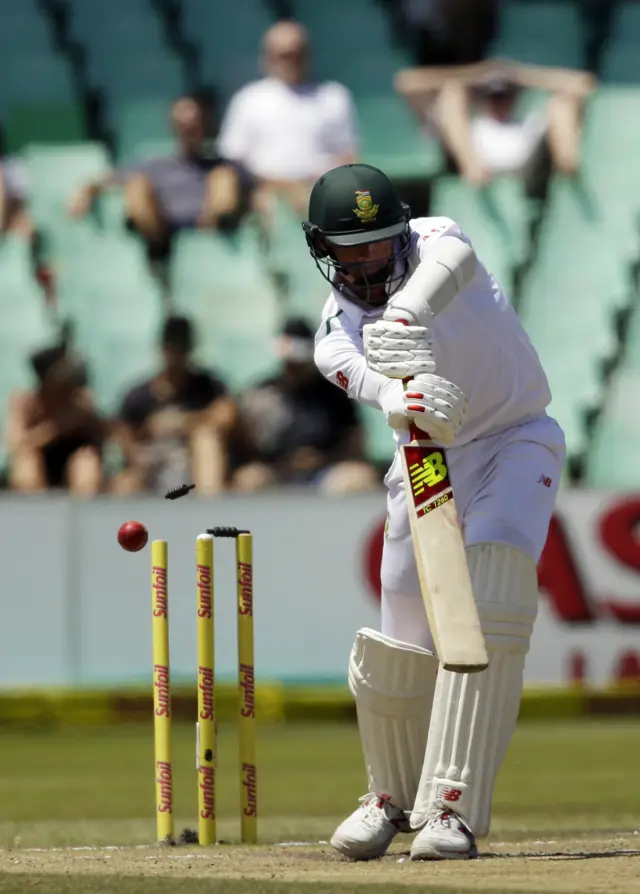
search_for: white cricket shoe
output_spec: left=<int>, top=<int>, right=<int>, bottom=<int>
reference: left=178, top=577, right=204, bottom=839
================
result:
left=410, top=802, right=478, bottom=860
left=331, top=793, right=410, bottom=860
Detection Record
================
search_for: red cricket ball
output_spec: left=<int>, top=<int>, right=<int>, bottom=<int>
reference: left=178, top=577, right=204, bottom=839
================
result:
left=118, top=520, right=149, bottom=553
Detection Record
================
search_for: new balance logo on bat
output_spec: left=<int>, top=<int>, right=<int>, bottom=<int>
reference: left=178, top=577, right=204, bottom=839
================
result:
left=408, top=452, right=448, bottom=496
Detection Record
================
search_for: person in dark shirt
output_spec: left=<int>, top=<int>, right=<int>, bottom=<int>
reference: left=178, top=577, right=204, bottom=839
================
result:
left=68, top=91, right=247, bottom=256
left=7, top=345, right=104, bottom=494
left=113, top=315, right=236, bottom=494
left=233, top=318, right=378, bottom=492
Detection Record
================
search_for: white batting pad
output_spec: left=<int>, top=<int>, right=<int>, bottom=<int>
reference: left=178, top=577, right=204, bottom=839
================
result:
left=410, top=544, right=538, bottom=836
left=349, top=627, right=438, bottom=812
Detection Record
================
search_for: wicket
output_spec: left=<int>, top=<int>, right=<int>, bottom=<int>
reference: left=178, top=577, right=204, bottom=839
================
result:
left=151, top=527, right=257, bottom=846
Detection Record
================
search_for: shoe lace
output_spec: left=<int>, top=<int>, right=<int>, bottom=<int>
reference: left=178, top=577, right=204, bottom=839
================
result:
left=358, top=793, right=398, bottom=827
left=425, top=800, right=473, bottom=834
left=425, top=800, right=457, bottom=829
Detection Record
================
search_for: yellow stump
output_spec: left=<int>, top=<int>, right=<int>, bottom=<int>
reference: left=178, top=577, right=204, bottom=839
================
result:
left=236, top=533, right=257, bottom=844
left=151, top=540, right=174, bottom=844
left=196, top=533, right=216, bottom=846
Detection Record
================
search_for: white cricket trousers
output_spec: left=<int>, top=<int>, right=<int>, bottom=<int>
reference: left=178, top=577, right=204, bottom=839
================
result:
left=380, top=414, right=566, bottom=651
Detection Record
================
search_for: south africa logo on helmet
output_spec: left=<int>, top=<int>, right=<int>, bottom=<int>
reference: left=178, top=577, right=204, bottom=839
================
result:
left=353, top=190, right=379, bottom=223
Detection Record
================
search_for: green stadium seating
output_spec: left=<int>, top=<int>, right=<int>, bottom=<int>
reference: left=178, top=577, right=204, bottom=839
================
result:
left=0, top=238, right=55, bottom=455
left=430, top=176, right=516, bottom=296
left=266, top=199, right=331, bottom=325
left=55, top=233, right=163, bottom=414
left=6, top=103, right=85, bottom=152
left=580, top=88, right=640, bottom=261
left=23, top=144, right=112, bottom=249
left=88, top=55, right=185, bottom=105
left=0, top=55, right=76, bottom=113
left=360, top=405, right=395, bottom=466
left=181, top=0, right=271, bottom=101
left=56, top=233, right=152, bottom=305
left=68, top=6, right=165, bottom=46
left=522, top=177, right=630, bottom=300
left=112, top=99, right=173, bottom=163
left=358, top=96, right=444, bottom=180
left=516, top=176, right=629, bottom=458
left=600, top=4, right=640, bottom=83
left=585, top=369, right=640, bottom=488
left=0, top=4, right=82, bottom=144
left=0, top=4, right=51, bottom=54
left=170, top=228, right=281, bottom=389
left=291, top=0, right=411, bottom=96
left=490, top=1, right=585, bottom=69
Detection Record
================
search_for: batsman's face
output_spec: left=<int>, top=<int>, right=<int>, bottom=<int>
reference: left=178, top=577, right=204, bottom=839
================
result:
left=331, top=239, right=395, bottom=276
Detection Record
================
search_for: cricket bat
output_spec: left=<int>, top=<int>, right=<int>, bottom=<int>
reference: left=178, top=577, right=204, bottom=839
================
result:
left=387, top=237, right=488, bottom=673
left=401, top=428, right=488, bottom=672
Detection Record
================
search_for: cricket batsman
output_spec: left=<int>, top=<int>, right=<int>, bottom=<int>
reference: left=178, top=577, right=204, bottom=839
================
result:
left=303, top=164, right=565, bottom=860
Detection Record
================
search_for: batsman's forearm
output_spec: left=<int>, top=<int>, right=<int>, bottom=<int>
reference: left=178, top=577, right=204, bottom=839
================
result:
left=388, top=237, right=477, bottom=325
left=315, top=336, right=404, bottom=412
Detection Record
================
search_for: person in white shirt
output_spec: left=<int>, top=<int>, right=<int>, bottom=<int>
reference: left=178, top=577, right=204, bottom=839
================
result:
left=304, top=163, right=565, bottom=860
left=395, top=59, right=595, bottom=189
left=218, top=20, right=358, bottom=215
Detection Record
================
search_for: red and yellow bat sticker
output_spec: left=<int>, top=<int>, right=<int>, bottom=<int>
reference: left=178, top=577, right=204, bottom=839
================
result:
left=403, top=445, right=453, bottom=517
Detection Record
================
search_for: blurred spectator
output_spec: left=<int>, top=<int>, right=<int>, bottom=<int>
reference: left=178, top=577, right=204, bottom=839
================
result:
left=68, top=92, right=246, bottom=257
left=395, top=59, right=596, bottom=189
left=218, top=20, right=358, bottom=217
left=6, top=346, right=104, bottom=494
left=232, top=319, right=378, bottom=493
left=400, top=0, right=499, bottom=67
left=113, top=316, right=235, bottom=496
left=0, top=125, right=33, bottom=241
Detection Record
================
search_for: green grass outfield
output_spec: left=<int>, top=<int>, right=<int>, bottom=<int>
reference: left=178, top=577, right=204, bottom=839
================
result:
left=0, top=721, right=638, bottom=893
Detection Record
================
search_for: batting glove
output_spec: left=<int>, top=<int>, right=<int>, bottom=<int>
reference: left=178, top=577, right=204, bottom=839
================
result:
left=404, top=374, right=468, bottom=445
left=363, top=320, right=436, bottom=379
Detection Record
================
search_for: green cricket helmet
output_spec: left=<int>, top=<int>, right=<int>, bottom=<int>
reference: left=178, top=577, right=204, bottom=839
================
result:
left=302, top=164, right=411, bottom=308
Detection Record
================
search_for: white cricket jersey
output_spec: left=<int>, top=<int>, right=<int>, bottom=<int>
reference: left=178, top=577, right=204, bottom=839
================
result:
left=314, top=216, right=553, bottom=450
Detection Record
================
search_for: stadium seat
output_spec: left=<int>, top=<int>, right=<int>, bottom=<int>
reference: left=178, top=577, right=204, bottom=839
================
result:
left=521, top=178, right=630, bottom=302
left=24, top=144, right=112, bottom=249
left=291, top=0, right=411, bottom=95
left=430, top=176, right=516, bottom=296
left=587, top=301, right=640, bottom=487
left=0, top=238, right=55, bottom=450
left=68, top=5, right=165, bottom=47
left=170, top=228, right=281, bottom=389
left=580, top=88, right=640, bottom=260
left=181, top=0, right=272, bottom=102
left=360, top=405, right=395, bottom=466
left=0, top=55, right=76, bottom=113
left=55, top=234, right=163, bottom=413
left=87, top=54, right=185, bottom=107
left=516, top=178, right=627, bottom=458
left=600, top=3, right=640, bottom=83
left=358, top=96, right=444, bottom=180
left=0, top=3, right=52, bottom=54
left=5, top=102, right=85, bottom=152
left=112, top=99, right=173, bottom=163
left=490, top=1, right=585, bottom=69
left=585, top=369, right=640, bottom=488
left=266, top=199, right=331, bottom=325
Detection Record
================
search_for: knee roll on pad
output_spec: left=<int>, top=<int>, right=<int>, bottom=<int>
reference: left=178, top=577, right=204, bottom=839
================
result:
left=349, top=627, right=438, bottom=812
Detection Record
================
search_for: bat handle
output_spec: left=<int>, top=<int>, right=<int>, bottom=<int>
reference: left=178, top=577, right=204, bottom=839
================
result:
left=395, top=317, right=431, bottom=444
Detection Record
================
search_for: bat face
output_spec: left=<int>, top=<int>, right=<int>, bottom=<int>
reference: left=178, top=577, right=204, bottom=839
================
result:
left=401, top=442, right=489, bottom=673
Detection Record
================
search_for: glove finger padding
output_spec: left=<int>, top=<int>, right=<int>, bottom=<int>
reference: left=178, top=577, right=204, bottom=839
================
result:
left=364, top=320, right=436, bottom=380
left=404, top=374, right=468, bottom=445
left=367, top=352, right=436, bottom=379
